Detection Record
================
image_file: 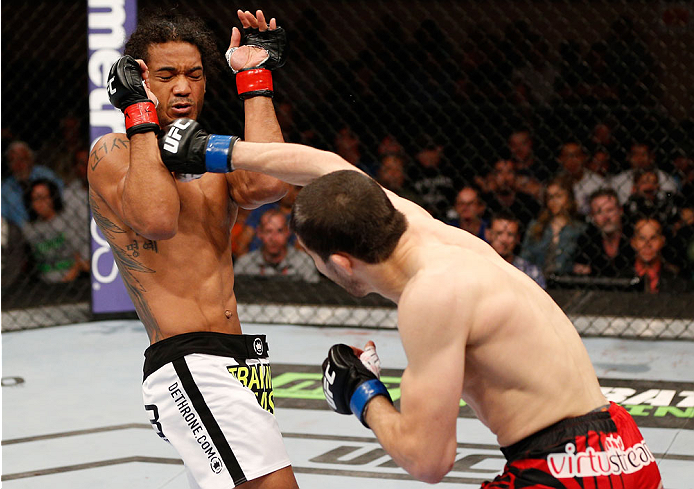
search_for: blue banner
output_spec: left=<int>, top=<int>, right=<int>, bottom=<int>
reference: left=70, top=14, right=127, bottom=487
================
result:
left=88, top=0, right=137, bottom=314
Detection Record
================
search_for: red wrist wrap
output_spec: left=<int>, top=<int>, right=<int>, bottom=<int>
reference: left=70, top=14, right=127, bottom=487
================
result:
left=124, top=102, right=159, bottom=131
left=236, top=69, right=273, bottom=97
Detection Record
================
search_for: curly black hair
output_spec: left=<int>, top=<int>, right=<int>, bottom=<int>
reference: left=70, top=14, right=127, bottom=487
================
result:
left=124, top=11, right=223, bottom=79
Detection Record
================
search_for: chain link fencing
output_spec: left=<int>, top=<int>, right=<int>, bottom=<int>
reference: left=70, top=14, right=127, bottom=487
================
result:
left=2, top=0, right=693, bottom=337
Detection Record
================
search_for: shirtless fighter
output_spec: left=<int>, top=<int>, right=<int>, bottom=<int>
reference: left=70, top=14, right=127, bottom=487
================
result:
left=155, top=125, right=664, bottom=487
left=88, top=10, right=299, bottom=489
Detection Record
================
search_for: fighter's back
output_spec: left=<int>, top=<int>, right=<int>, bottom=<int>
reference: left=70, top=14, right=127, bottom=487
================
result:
left=400, top=209, right=606, bottom=447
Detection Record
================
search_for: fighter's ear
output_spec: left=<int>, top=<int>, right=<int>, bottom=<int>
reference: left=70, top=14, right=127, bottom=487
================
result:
left=329, top=253, right=353, bottom=275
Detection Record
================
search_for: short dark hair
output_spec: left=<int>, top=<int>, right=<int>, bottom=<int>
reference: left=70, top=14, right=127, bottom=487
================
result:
left=24, top=178, right=63, bottom=221
left=633, top=167, right=658, bottom=185
left=633, top=216, right=663, bottom=236
left=489, top=210, right=519, bottom=227
left=290, top=170, right=408, bottom=263
left=588, top=187, right=620, bottom=205
left=259, top=208, right=287, bottom=231
left=125, top=11, right=222, bottom=78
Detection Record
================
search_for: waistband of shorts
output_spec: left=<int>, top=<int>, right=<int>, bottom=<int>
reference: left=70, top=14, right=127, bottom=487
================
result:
left=500, top=402, right=618, bottom=462
left=143, top=331, right=269, bottom=380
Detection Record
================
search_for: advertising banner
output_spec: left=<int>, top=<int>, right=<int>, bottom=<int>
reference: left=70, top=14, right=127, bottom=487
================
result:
left=88, top=0, right=137, bottom=314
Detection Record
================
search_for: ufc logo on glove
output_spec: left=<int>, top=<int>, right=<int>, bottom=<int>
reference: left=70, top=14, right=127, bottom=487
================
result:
left=107, top=76, right=116, bottom=96
left=323, top=365, right=337, bottom=410
left=163, top=119, right=194, bottom=153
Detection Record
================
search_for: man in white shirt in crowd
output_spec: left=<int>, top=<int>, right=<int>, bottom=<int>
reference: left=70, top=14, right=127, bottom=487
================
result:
left=234, top=208, right=320, bottom=283
left=611, top=142, right=677, bottom=205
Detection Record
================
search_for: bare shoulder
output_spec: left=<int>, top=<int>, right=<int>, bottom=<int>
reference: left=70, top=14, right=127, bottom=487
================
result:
left=396, top=269, right=474, bottom=361
left=382, top=187, right=432, bottom=221
left=87, top=133, right=131, bottom=220
left=400, top=267, right=470, bottom=322
left=88, top=133, right=130, bottom=175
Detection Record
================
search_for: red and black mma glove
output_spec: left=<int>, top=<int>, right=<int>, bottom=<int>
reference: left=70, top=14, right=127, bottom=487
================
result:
left=158, top=118, right=239, bottom=175
left=107, top=55, right=160, bottom=139
left=226, top=25, right=287, bottom=100
left=322, top=344, right=393, bottom=428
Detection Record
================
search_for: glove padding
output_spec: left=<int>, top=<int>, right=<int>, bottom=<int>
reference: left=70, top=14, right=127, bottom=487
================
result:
left=226, top=25, right=287, bottom=73
left=158, top=118, right=239, bottom=175
left=322, top=344, right=392, bottom=428
left=107, top=55, right=159, bottom=138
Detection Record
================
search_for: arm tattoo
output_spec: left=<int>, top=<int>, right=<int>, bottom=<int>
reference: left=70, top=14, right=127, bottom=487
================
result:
left=90, top=136, right=129, bottom=171
left=90, top=191, right=163, bottom=341
left=90, top=193, right=126, bottom=240
left=125, top=239, right=159, bottom=256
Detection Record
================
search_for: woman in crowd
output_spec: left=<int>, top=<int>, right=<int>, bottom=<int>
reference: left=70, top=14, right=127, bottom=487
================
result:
left=520, top=175, right=586, bottom=276
left=22, top=178, right=90, bottom=283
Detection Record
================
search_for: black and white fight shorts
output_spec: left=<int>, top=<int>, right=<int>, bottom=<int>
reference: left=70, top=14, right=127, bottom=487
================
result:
left=142, top=332, right=291, bottom=488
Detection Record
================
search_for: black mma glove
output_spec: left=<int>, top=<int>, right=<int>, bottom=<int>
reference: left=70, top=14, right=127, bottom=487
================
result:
left=322, top=344, right=393, bottom=428
left=226, top=24, right=287, bottom=99
left=107, top=55, right=160, bottom=138
left=158, top=118, right=239, bottom=175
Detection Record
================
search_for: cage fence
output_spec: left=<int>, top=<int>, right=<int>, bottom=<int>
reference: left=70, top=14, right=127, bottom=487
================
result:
left=1, top=0, right=693, bottom=337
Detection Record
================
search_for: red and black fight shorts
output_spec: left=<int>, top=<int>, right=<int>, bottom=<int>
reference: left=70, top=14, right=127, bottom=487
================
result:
left=482, top=402, right=663, bottom=488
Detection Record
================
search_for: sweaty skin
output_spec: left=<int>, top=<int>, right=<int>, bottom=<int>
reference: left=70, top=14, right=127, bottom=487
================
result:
left=89, top=11, right=302, bottom=489
left=88, top=17, right=286, bottom=345
left=229, top=140, right=608, bottom=482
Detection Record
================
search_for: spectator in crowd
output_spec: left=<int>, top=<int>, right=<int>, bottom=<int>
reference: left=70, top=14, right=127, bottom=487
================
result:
left=1, top=127, right=16, bottom=176
left=1, top=216, right=28, bottom=292
left=408, top=135, right=459, bottom=221
left=2, top=141, right=63, bottom=227
left=333, top=124, right=377, bottom=176
left=587, top=120, right=625, bottom=173
left=623, top=168, right=679, bottom=232
left=630, top=217, right=689, bottom=293
left=507, top=128, right=550, bottom=198
left=573, top=188, right=634, bottom=277
left=21, top=179, right=90, bottom=283
left=377, top=133, right=405, bottom=158
left=55, top=148, right=92, bottom=261
left=479, top=159, right=541, bottom=234
left=520, top=176, right=586, bottom=276
left=274, top=96, right=301, bottom=144
left=556, top=141, right=606, bottom=216
left=236, top=184, right=301, bottom=256
left=62, top=148, right=89, bottom=214
left=671, top=201, right=694, bottom=285
left=486, top=211, right=546, bottom=288
left=611, top=142, right=677, bottom=204
left=447, top=186, right=488, bottom=240
left=231, top=207, right=251, bottom=261
left=508, top=130, right=534, bottom=172
left=234, top=209, right=320, bottom=283
left=375, top=152, right=420, bottom=204
left=671, top=149, right=693, bottom=197
left=587, top=147, right=612, bottom=178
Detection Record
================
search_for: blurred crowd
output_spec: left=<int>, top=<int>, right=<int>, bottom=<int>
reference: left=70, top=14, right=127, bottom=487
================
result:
left=2, top=110, right=693, bottom=299
left=2, top=12, right=692, bottom=300
left=230, top=122, right=694, bottom=293
left=2, top=115, right=91, bottom=299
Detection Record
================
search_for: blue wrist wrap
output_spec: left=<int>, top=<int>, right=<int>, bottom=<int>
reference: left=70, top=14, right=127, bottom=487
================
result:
left=205, top=135, right=234, bottom=173
left=349, top=379, right=392, bottom=428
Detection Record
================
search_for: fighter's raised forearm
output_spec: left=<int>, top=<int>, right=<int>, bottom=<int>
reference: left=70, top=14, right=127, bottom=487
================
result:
left=231, top=141, right=361, bottom=186
left=122, top=133, right=180, bottom=239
